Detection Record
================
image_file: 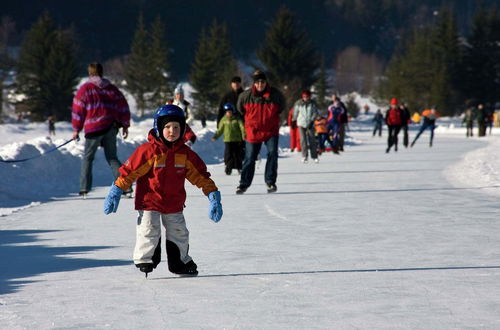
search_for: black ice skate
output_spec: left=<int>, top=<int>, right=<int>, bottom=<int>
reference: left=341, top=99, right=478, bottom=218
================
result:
left=236, top=186, right=247, bottom=195
left=267, top=183, right=277, bottom=193
left=170, top=260, right=198, bottom=277
left=136, top=263, right=154, bottom=278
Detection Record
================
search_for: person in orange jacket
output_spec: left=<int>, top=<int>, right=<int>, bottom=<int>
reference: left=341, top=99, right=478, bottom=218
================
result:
left=411, top=107, right=439, bottom=147
left=314, top=114, right=329, bottom=153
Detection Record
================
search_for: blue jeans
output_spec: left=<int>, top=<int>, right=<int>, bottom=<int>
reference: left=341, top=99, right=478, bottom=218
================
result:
left=80, top=126, right=122, bottom=192
left=239, top=135, right=279, bottom=188
left=412, top=122, right=435, bottom=145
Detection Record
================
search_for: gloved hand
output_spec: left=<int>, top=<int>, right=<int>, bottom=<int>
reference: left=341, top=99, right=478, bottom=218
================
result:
left=103, top=184, right=123, bottom=214
left=208, top=191, right=223, bottom=223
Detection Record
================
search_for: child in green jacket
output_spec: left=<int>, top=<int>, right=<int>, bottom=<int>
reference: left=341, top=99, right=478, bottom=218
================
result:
left=211, top=103, right=246, bottom=175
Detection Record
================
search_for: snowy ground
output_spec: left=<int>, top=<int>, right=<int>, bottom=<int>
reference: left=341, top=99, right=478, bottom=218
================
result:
left=1, top=109, right=500, bottom=329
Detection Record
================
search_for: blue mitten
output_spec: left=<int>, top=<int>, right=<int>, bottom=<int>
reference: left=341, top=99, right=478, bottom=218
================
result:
left=103, top=184, right=123, bottom=214
left=208, top=191, right=223, bottom=223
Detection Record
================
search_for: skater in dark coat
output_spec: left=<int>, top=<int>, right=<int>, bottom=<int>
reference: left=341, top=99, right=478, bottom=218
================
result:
left=476, top=104, right=487, bottom=137
left=103, top=104, right=223, bottom=277
left=217, top=76, right=244, bottom=125
left=399, top=104, right=411, bottom=147
left=372, top=109, right=383, bottom=137
left=463, top=108, right=475, bottom=137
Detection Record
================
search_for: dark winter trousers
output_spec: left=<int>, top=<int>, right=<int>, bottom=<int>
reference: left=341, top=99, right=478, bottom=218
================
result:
left=373, top=122, right=382, bottom=136
left=224, top=142, right=243, bottom=173
left=466, top=123, right=473, bottom=137
left=318, top=133, right=336, bottom=151
left=239, top=135, right=279, bottom=188
left=80, top=126, right=121, bottom=193
left=338, top=124, right=346, bottom=151
left=386, top=125, right=401, bottom=152
left=299, top=126, right=318, bottom=159
left=412, top=122, right=435, bottom=146
left=478, top=124, right=486, bottom=137
left=402, top=124, right=409, bottom=147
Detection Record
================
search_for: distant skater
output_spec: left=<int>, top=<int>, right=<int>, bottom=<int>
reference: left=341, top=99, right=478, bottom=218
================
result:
left=411, top=107, right=438, bottom=147
left=385, top=98, right=402, bottom=153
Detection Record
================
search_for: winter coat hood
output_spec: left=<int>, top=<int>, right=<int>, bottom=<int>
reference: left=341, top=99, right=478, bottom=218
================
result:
left=88, top=76, right=111, bottom=89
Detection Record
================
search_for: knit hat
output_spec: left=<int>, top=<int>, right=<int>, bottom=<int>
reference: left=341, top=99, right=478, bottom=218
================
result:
left=301, top=90, right=312, bottom=97
left=174, top=85, right=184, bottom=95
left=390, top=98, right=398, bottom=105
left=231, top=76, right=242, bottom=83
left=252, top=70, right=267, bottom=82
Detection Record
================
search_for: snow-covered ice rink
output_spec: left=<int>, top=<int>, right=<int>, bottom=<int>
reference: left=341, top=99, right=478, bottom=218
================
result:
left=1, top=116, right=500, bottom=329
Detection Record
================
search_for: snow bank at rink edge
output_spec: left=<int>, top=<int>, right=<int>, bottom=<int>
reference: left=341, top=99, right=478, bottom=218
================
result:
left=445, top=136, right=500, bottom=197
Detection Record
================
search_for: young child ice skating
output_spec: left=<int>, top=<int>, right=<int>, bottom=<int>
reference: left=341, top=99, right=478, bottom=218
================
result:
left=103, top=104, right=223, bottom=277
left=211, top=103, right=245, bottom=175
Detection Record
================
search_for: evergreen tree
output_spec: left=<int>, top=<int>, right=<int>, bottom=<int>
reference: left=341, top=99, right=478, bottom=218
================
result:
left=125, top=14, right=151, bottom=117
left=257, top=5, right=319, bottom=106
left=462, top=6, right=500, bottom=106
left=190, top=28, right=217, bottom=123
left=429, top=8, right=462, bottom=115
left=149, top=15, right=172, bottom=108
left=0, top=16, right=16, bottom=121
left=209, top=21, right=238, bottom=101
left=16, top=12, right=78, bottom=121
left=190, top=20, right=237, bottom=122
left=378, top=9, right=462, bottom=116
left=44, top=29, right=79, bottom=121
left=314, top=54, right=328, bottom=111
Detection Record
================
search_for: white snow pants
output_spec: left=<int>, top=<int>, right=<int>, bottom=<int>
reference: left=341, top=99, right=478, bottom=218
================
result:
left=133, top=210, right=192, bottom=265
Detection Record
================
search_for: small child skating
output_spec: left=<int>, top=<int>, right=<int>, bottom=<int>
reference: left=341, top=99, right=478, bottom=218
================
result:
left=211, top=103, right=245, bottom=175
left=103, top=104, right=223, bottom=277
left=313, top=115, right=328, bottom=154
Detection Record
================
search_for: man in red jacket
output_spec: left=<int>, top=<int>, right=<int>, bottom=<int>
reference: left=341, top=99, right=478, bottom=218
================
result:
left=236, top=70, right=285, bottom=194
left=72, top=62, right=130, bottom=197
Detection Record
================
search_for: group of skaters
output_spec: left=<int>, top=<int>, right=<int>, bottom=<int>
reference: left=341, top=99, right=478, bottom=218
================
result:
left=374, top=98, right=498, bottom=153
left=374, top=98, right=438, bottom=153
left=462, top=103, right=498, bottom=137
left=288, top=93, right=348, bottom=163
left=63, top=60, right=500, bottom=277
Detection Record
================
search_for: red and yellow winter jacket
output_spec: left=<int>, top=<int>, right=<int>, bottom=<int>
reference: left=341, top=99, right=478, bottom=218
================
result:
left=237, top=84, right=285, bottom=143
left=115, top=130, right=218, bottom=214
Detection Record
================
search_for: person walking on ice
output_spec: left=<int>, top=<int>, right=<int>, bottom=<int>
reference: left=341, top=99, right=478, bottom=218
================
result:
left=235, top=70, right=285, bottom=194
left=103, top=104, right=223, bottom=277
left=72, top=62, right=131, bottom=197
left=293, top=90, right=319, bottom=163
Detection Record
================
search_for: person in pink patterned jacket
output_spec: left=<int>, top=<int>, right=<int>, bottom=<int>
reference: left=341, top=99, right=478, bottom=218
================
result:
left=72, top=62, right=131, bottom=197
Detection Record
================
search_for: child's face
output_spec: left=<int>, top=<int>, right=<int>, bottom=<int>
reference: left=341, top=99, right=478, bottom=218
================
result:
left=225, top=111, right=233, bottom=117
left=163, top=122, right=181, bottom=142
